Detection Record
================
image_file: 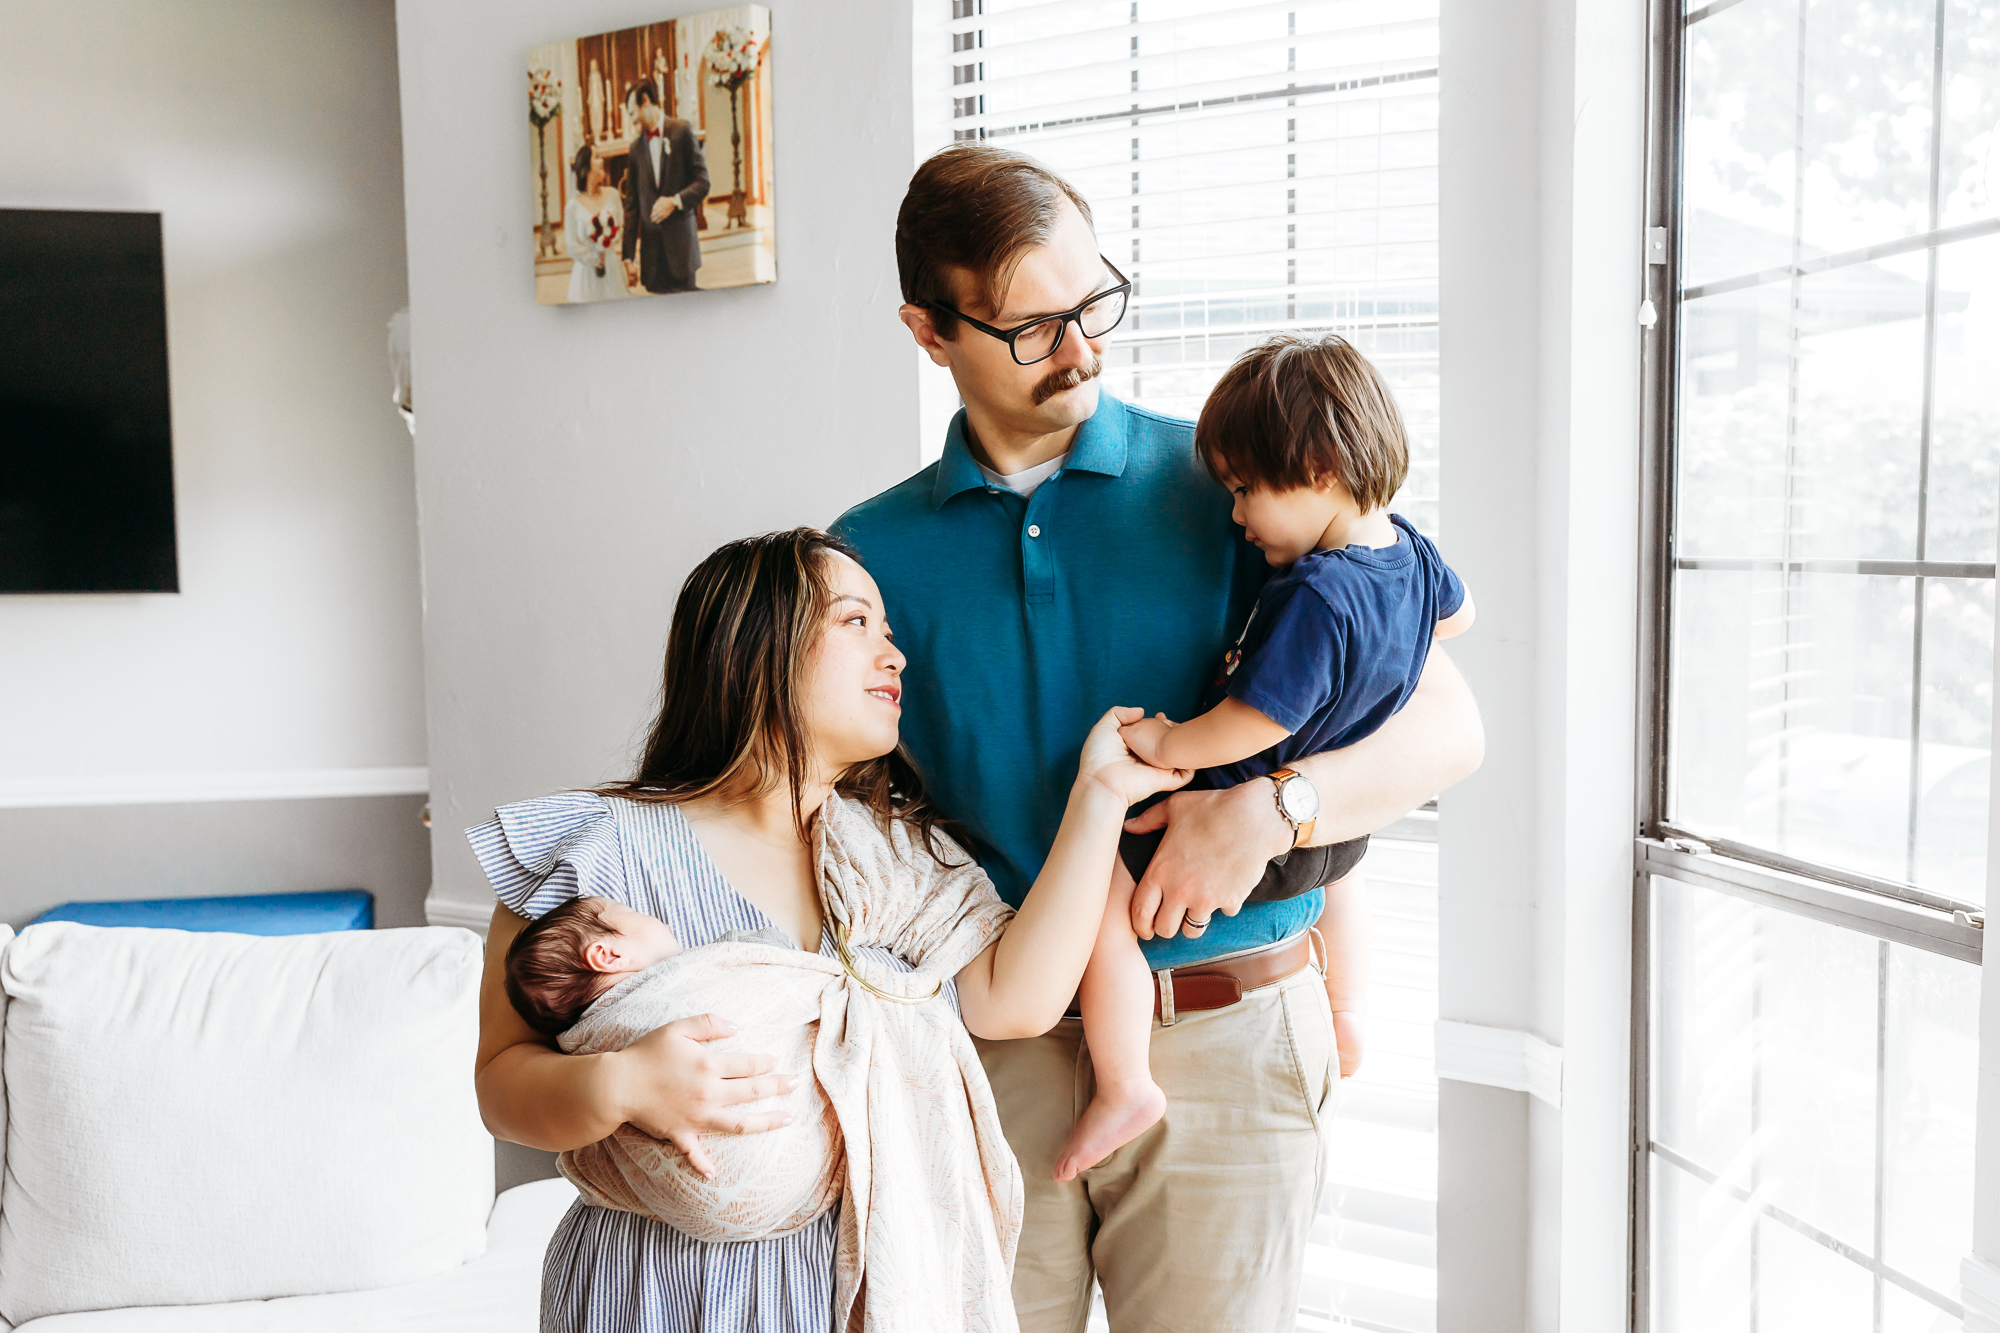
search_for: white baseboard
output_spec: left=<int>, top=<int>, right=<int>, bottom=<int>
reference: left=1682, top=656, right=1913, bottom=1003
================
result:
left=425, top=895, right=495, bottom=934
left=1964, top=1254, right=2000, bottom=1333
left=0, top=766, right=429, bottom=809
left=1435, top=1019, right=1565, bottom=1108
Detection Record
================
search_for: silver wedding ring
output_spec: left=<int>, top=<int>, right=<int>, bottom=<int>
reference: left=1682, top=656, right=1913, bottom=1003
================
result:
left=1184, top=914, right=1211, bottom=931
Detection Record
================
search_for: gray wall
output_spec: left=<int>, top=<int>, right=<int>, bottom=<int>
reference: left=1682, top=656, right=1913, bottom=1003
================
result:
left=0, top=0, right=427, bottom=792
left=395, top=0, right=926, bottom=923
left=0, top=796, right=431, bottom=931
left=0, top=1, right=428, bottom=952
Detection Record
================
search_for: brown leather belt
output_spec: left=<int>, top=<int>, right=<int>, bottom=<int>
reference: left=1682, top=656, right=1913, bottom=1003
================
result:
left=1062, top=932, right=1318, bottom=1027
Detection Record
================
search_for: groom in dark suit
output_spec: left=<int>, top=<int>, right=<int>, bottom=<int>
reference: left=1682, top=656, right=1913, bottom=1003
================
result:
left=620, top=82, right=709, bottom=294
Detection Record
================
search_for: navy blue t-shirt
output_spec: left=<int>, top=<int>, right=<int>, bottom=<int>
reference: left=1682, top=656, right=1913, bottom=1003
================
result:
left=1197, top=513, right=1465, bottom=792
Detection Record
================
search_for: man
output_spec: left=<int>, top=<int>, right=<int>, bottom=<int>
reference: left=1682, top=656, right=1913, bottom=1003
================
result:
left=833, top=145, right=1483, bottom=1332
left=620, top=82, right=707, bottom=295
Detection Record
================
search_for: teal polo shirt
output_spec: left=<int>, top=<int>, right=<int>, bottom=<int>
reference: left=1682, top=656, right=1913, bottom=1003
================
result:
left=833, top=393, right=1324, bottom=967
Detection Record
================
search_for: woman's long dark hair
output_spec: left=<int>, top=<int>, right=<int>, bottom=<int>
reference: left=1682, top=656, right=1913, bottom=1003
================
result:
left=598, top=528, right=962, bottom=863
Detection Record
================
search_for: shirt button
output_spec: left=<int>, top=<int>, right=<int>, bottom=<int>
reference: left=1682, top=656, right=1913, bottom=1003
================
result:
left=1028, top=525, right=1042, bottom=538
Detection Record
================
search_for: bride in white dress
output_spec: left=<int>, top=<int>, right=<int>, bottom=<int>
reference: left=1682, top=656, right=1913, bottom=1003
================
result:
left=565, top=146, right=631, bottom=304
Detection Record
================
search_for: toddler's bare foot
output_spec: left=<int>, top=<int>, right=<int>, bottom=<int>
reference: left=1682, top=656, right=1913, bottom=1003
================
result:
left=1053, top=1080, right=1166, bottom=1182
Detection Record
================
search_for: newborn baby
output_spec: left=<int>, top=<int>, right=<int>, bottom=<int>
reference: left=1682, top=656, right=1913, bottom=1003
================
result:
left=505, top=896, right=846, bottom=1241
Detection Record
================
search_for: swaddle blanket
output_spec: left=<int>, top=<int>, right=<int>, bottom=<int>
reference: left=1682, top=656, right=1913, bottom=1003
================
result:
left=556, top=794, right=1022, bottom=1333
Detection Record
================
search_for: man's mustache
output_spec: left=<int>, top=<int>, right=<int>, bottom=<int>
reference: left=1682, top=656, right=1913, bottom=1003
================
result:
left=1033, top=355, right=1104, bottom=407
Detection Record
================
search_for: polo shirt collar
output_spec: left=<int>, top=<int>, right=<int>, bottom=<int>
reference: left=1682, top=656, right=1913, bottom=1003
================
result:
left=929, top=395, right=1132, bottom=510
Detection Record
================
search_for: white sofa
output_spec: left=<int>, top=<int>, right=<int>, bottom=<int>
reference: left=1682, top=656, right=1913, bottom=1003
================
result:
left=0, top=922, right=575, bottom=1331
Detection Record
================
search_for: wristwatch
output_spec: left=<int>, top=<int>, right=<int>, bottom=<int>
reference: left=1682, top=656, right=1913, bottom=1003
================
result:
left=1268, top=768, right=1319, bottom=849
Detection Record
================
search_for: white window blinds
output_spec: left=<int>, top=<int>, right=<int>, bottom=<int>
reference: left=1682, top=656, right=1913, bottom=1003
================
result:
left=945, top=0, right=1441, bottom=533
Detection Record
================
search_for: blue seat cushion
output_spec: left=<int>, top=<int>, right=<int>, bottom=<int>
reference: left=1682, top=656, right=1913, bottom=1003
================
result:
left=28, top=889, right=374, bottom=935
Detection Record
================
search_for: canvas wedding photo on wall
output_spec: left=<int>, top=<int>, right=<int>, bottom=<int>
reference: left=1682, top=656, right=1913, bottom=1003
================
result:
left=527, top=5, right=773, bottom=306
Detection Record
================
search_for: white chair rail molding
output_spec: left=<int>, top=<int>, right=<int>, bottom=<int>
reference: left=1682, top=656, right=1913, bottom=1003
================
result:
left=1433, top=1020, right=1563, bottom=1110
left=0, top=767, right=431, bottom=810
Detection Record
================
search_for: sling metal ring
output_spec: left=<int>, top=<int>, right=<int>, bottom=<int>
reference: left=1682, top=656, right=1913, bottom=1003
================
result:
left=833, top=920, right=943, bottom=1005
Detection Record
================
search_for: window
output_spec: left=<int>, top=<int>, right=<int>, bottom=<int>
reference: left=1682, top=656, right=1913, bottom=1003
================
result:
left=1664, top=0, right=2000, bottom=908
left=1642, top=0, right=1995, bottom=1327
left=933, top=4, right=1442, bottom=1329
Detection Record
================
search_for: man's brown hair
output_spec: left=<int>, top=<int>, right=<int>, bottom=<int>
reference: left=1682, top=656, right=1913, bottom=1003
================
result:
left=504, top=896, right=616, bottom=1036
left=1193, top=334, right=1410, bottom=511
left=896, top=144, right=1093, bottom=336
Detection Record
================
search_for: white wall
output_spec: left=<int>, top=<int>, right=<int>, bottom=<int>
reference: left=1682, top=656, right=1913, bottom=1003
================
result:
left=1437, top=0, right=1645, bottom=1328
left=396, top=0, right=923, bottom=922
left=0, top=0, right=426, bottom=799
left=0, top=796, right=431, bottom=930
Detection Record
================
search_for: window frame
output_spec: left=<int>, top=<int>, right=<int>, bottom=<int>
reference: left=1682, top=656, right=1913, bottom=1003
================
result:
left=1633, top=0, right=1990, bottom=1328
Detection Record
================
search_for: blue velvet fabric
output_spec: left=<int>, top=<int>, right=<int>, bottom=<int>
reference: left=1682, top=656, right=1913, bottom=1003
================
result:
left=28, top=888, right=374, bottom=934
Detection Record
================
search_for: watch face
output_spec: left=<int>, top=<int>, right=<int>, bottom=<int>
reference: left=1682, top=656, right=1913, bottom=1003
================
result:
left=1279, top=775, right=1320, bottom=823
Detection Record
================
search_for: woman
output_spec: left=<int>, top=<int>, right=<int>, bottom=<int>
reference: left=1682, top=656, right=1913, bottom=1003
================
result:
left=470, top=529, right=1186, bottom=1332
left=563, top=145, right=629, bottom=303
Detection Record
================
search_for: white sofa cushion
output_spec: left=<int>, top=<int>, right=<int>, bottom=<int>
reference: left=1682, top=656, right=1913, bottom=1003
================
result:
left=0, top=924, right=493, bottom=1324
left=9, top=1178, right=576, bottom=1332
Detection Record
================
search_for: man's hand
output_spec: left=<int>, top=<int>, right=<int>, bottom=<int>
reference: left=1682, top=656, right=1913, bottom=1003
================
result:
left=1117, top=713, right=1175, bottom=768
left=1124, top=778, right=1290, bottom=939
left=1331, top=1009, right=1365, bottom=1080
left=650, top=196, right=677, bottom=223
left=612, top=1013, right=797, bottom=1179
left=623, top=259, right=639, bottom=286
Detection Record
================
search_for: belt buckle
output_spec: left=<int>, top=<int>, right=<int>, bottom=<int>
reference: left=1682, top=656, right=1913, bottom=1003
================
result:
left=1155, top=968, right=1177, bottom=1027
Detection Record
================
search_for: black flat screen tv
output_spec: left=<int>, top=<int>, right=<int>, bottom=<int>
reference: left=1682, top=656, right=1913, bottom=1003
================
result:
left=1, top=208, right=178, bottom=593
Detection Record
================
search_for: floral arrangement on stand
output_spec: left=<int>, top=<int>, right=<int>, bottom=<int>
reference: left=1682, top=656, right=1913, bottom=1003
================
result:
left=528, top=67, right=563, bottom=256
left=706, top=25, right=764, bottom=229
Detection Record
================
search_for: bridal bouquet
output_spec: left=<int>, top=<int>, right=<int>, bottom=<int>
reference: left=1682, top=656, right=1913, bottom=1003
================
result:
left=587, top=211, right=619, bottom=276
left=528, top=68, right=561, bottom=126
left=706, top=26, right=762, bottom=91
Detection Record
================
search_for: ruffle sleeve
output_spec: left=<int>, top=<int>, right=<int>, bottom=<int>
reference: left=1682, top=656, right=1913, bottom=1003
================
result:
left=464, top=791, right=629, bottom=920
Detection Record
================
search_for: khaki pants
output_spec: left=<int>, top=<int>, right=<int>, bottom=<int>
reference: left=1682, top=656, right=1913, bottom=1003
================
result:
left=974, top=962, right=1337, bottom=1333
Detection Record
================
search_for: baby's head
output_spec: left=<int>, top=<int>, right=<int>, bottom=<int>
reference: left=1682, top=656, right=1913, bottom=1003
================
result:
left=504, top=896, right=681, bottom=1035
left=1193, top=333, right=1409, bottom=564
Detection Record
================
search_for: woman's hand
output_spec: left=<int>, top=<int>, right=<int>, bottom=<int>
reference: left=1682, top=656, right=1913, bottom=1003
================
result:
left=1078, top=706, right=1192, bottom=807
left=611, top=1015, right=800, bottom=1179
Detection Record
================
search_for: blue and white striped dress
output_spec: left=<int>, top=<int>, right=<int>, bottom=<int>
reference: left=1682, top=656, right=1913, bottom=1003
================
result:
left=469, top=791, right=938, bottom=1333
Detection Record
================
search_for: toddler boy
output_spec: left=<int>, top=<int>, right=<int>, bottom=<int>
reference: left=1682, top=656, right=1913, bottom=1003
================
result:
left=1057, top=333, right=1474, bottom=1180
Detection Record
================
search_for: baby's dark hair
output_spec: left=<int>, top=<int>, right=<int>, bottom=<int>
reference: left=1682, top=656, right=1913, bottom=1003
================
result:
left=505, top=896, right=618, bottom=1035
left=1193, top=333, right=1409, bottom=510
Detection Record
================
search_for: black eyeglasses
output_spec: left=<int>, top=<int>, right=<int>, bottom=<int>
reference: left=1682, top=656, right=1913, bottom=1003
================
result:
left=925, top=257, right=1131, bottom=366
